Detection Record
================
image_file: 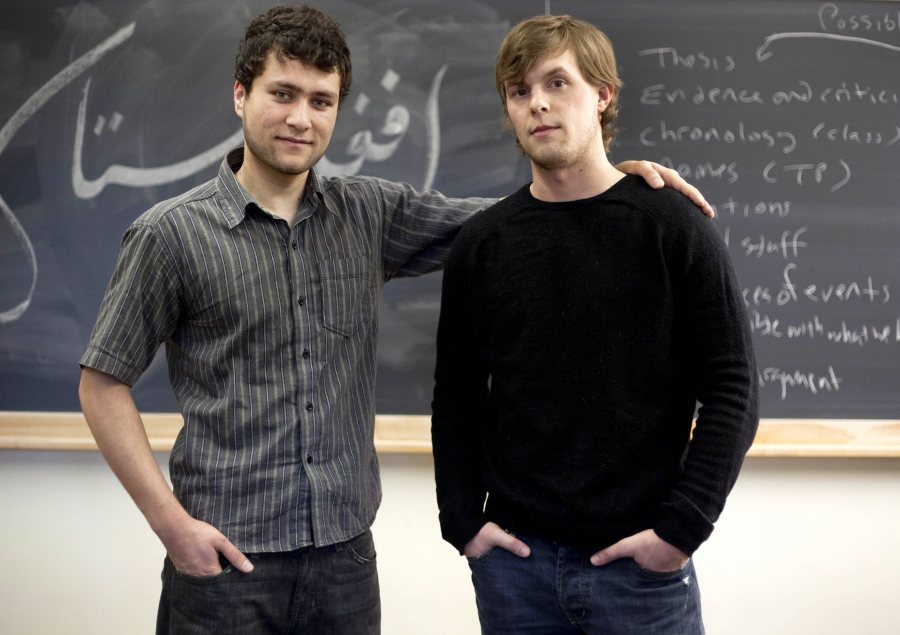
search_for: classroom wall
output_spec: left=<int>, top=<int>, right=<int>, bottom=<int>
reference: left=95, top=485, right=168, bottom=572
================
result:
left=1, top=450, right=898, bottom=634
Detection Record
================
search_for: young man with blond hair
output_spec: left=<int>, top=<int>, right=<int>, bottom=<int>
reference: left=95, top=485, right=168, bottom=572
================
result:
left=432, top=15, right=758, bottom=634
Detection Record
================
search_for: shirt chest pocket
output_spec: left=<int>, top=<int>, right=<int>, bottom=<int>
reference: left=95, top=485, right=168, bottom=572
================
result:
left=319, top=257, right=375, bottom=337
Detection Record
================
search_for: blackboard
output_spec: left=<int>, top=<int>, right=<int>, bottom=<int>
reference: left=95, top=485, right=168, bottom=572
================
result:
left=1, top=0, right=899, bottom=421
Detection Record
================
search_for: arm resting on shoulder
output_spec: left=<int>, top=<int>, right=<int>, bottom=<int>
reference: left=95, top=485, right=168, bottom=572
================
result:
left=616, top=160, right=714, bottom=218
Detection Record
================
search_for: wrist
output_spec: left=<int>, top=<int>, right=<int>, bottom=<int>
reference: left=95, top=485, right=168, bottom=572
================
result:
left=147, top=497, right=192, bottom=540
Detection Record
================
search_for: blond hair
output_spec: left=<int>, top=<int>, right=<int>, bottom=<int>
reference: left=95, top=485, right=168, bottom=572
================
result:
left=495, top=15, right=623, bottom=151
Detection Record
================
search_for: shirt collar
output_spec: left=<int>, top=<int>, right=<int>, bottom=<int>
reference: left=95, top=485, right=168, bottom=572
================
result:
left=216, top=146, right=328, bottom=229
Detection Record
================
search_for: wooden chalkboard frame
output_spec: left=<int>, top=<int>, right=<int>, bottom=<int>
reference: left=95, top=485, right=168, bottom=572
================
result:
left=1, top=412, right=899, bottom=457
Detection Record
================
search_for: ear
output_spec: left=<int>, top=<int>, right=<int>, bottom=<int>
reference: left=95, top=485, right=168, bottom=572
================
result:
left=597, top=84, right=612, bottom=113
left=234, top=80, right=247, bottom=118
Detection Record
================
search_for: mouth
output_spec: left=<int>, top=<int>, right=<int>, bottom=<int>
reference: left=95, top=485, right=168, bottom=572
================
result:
left=277, top=136, right=312, bottom=146
left=530, top=125, right=558, bottom=137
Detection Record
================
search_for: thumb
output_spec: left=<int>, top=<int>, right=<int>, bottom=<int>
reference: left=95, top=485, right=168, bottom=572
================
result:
left=218, top=539, right=254, bottom=573
left=591, top=537, right=633, bottom=567
left=495, top=531, right=531, bottom=558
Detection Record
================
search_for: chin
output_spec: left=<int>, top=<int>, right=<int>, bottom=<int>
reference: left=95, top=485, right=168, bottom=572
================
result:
left=270, top=156, right=318, bottom=176
left=531, top=153, right=570, bottom=171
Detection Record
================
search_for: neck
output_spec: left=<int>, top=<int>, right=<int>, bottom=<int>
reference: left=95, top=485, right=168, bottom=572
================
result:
left=529, top=154, right=625, bottom=203
left=235, top=153, right=309, bottom=225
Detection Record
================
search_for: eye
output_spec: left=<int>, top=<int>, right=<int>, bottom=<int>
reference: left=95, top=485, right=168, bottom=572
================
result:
left=312, top=98, right=333, bottom=109
left=510, top=87, right=529, bottom=99
left=550, top=78, right=567, bottom=89
left=273, top=90, right=292, bottom=101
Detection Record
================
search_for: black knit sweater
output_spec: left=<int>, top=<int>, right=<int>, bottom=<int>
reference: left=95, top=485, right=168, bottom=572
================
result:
left=431, top=175, right=759, bottom=557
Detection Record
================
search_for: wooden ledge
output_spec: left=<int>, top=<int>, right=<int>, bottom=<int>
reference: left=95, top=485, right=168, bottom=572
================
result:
left=0, top=412, right=433, bottom=454
left=1, top=412, right=900, bottom=457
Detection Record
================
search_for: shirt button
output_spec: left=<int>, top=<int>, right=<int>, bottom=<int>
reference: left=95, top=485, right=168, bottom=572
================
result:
left=297, top=296, right=305, bottom=307
left=306, top=454, right=314, bottom=464
left=302, top=349, right=311, bottom=359
left=292, top=241, right=298, bottom=250
left=305, top=402, right=314, bottom=412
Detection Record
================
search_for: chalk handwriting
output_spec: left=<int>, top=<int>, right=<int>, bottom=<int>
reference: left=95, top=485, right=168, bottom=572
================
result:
left=640, top=121, right=797, bottom=154
left=812, top=122, right=900, bottom=147
left=640, top=80, right=900, bottom=107
left=818, top=81, right=900, bottom=105
left=0, top=23, right=135, bottom=323
left=762, top=159, right=851, bottom=192
left=771, top=81, right=814, bottom=105
left=757, top=31, right=900, bottom=62
left=760, top=366, right=843, bottom=400
left=750, top=312, right=900, bottom=347
left=819, top=3, right=900, bottom=34
left=658, top=157, right=738, bottom=183
left=739, top=227, right=809, bottom=260
left=638, top=48, right=736, bottom=72
left=714, top=199, right=792, bottom=218
left=318, top=64, right=448, bottom=191
left=2, top=22, right=447, bottom=322
left=640, top=84, right=763, bottom=106
left=72, top=77, right=243, bottom=199
left=743, top=263, right=891, bottom=307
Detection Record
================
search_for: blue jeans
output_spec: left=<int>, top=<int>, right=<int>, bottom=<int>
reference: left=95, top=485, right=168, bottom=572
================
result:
left=157, top=529, right=380, bottom=634
left=468, top=532, right=704, bottom=635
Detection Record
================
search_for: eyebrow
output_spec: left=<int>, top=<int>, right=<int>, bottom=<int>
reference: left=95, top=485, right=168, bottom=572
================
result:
left=539, top=66, right=572, bottom=80
left=268, top=80, right=339, bottom=101
left=509, top=65, right=573, bottom=89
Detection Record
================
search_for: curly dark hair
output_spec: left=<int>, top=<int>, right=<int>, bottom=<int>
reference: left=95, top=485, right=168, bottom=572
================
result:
left=234, top=4, right=352, bottom=104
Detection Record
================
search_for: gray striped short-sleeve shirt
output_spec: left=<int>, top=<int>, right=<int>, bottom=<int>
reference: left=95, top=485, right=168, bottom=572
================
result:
left=80, top=147, right=491, bottom=552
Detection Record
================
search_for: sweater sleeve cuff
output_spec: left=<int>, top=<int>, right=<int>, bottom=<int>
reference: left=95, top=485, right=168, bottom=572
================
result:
left=440, top=510, right=487, bottom=555
left=654, top=493, right=715, bottom=556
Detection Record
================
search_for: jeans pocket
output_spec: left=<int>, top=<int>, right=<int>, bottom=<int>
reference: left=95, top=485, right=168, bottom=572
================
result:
left=466, top=547, right=498, bottom=565
left=172, top=564, right=234, bottom=585
left=629, top=558, right=689, bottom=580
left=169, top=552, right=238, bottom=585
left=466, top=529, right=525, bottom=565
left=345, top=530, right=377, bottom=565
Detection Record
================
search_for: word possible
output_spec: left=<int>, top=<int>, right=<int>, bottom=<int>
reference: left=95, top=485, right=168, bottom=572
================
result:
left=819, top=3, right=900, bottom=34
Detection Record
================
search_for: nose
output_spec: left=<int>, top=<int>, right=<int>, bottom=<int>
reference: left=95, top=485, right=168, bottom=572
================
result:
left=530, top=89, right=548, bottom=113
left=286, top=101, right=312, bottom=129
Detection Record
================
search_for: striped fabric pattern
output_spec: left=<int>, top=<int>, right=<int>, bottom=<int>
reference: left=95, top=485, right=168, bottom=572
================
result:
left=81, top=147, right=491, bottom=551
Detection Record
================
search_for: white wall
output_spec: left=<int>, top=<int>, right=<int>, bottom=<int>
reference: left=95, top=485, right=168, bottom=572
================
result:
left=1, top=450, right=899, bottom=634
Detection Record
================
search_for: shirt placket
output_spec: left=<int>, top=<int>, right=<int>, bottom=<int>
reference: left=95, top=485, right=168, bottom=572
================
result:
left=289, top=206, right=319, bottom=546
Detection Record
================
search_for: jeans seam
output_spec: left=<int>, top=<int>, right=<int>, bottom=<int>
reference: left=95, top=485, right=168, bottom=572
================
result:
left=556, top=545, right=578, bottom=626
